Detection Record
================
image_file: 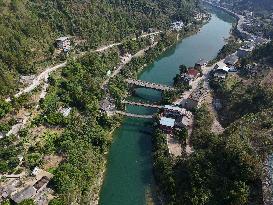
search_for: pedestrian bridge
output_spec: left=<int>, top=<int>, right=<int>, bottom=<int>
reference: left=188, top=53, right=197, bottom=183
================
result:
left=122, top=100, right=163, bottom=109
left=115, top=111, right=153, bottom=119
left=125, top=79, right=175, bottom=91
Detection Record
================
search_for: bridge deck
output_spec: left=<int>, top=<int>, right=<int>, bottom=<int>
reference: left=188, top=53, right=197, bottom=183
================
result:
left=123, top=100, right=163, bottom=109
left=115, top=111, right=153, bottom=119
left=125, top=79, right=175, bottom=91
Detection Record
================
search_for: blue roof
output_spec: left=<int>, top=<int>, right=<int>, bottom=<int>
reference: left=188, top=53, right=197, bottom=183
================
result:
left=160, top=117, right=175, bottom=127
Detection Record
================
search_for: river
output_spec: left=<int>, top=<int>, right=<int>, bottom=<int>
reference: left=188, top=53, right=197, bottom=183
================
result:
left=99, top=7, right=235, bottom=205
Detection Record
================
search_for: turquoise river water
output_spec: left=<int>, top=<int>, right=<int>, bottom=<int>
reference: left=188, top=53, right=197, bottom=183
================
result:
left=100, top=7, right=235, bottom=205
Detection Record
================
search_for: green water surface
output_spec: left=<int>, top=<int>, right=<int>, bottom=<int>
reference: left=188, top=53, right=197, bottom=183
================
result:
left=99, top=8, right=235, bottom=205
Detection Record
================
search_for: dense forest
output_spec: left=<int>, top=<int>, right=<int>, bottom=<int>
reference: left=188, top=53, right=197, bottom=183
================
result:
left=0, top=0, right=198, bottom=97
left=0, top=0, right=202, bottom=204
left=220, top=0, right=273, bottom=14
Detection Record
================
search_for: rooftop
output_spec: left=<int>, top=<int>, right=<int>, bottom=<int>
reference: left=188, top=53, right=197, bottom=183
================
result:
left=196, top=59, right=208, bottom=66
left=224, top=55, right=239, bottom=65
left=214, top=62, right=229, bottom=72
left=160, top=117, right=175, bottom=127
left=56, top=36, right=69, bottom=41
left=187, top=68, right=199, bottom=78
left=11, top=186, right=36, bottom=203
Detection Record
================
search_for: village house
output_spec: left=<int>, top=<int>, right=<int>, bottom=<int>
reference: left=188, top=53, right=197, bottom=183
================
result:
left=237, top=41, right=255, bottom=58
left=171, top=21, right=184, bottom=31
left=195, top=59, right=208, bottom=69
left=159, top=117, right=175, bottom=134
left=163, top=105, right=187, bottom=118
left=213, top=62, right=229, bottom=79
left=10, top=176, right=50, bottom=204
left=8, top=168, right=53, bottom=204
left=58, top=107, right=72, bottom=117
left=224, top=54, right=239, bottom=67
left=0, top=131, right=6, bottom=139
left=100, top=97, right=116, bottom=114
left=56, top=36, right=71, bottom=52
left=254, top=36, right=268, bottom=46
left=178, top=68, right=200, bottom=86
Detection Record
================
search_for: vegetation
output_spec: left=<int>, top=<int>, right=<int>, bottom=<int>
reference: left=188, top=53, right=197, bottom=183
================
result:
left=220, top=0, right=273, bottom=14
left=153, top=106, right=268, bottom=205
left=0, top=0, right=199, bottom=98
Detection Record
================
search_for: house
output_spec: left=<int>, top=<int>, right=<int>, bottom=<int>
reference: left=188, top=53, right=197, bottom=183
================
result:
left=187, top=68, right=200, bottom=79
left=171, top=21, right=184, bottom=31
left=237, top=41, right=255, bottom=58
left=224, top=55, right=239, bottom=66
left=214, top=70, right=228, bottom=79
left=174, top=115, right=192, bottom=129
left=159, top=117, right=175, bottom=134
left=11, top=186, right=37, bottom=204
left=213, top=62, right=229, bottom=79
left=163, top=105, right=187, bottom=118
left=56, top=37, right=71, bottom=51
left=58, top=107, right=72, bottom=117
left=100, top=97, right=116, bottom=113
left=0, top=132, right=6, bottom=139
left=10, top=177, right=50, bottom=204
left=195, top=59, right=208, bottom=69
left=184, top=98, right=199, bottom=110
left=254, top=37, right=268, bottom=46
left=178, top=68, right=200, bottom=86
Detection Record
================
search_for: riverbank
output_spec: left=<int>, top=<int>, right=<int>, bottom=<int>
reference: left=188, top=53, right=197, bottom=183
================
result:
left=98, top=19, right=209, bottom=205
left=99, top=8, right=235, bottom=205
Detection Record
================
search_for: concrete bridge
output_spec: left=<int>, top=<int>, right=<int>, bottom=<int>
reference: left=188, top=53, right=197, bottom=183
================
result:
left=122, top=100, right=164, bottom=109
left=125, top=79, right=175, bottom=92
left=115, top=111, right=153, bottom=119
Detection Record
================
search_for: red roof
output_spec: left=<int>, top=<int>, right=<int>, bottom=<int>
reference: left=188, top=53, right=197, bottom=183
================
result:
left=187, top=68, right=199, bottom=77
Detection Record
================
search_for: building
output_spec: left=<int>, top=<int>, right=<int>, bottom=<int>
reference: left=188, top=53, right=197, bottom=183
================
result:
left=171, top=21, right=184, bottom=31
left=11, top=186, right=37, bottom=204
left=0, top=132, right=6, bottom=139
left=58, top=107, right=72, bottom=117
left=224, top=55, right=239, bottom=66
left=187, top=68, right=200, bottom=79
left=56, top=37, right=71, bottom=51
left=254, top=37, right=268, bottom=46
left=163, top=105, right=187, bottom=118
left=214, top=70, right=228, bottom=79
left=10, top=177, right=50, bottom=204
left=237, top=41, right=255, bottom=58
left=195, top=59, right=208, bottom=69
left=159, top=117, right=175, bottom=134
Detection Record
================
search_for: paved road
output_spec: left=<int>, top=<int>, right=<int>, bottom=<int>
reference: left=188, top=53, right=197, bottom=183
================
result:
left=5, top=62, right=67, bottom=102
left=101, top=42, right=158, bottom=89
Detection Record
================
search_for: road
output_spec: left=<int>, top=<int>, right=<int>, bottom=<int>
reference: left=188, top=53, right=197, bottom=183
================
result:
left=6, top=31, right=162, bottom=102
left=5, top=62, right=67, bottom=102
left=101, top=42, right=158, bottom=89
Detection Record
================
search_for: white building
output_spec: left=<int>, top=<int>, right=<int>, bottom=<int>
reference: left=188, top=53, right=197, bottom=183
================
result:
left=171, top=21, right=184, bottom=31
left=56, top=37, right=71, bottom=51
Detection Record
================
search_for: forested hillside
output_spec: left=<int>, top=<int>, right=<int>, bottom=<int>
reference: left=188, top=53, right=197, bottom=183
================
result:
left=0, top=0, right=198, bottom=97
left=220, top=0, right=273, bottom=13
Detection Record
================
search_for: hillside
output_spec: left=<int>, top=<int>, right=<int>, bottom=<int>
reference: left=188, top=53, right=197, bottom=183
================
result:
left=0, top=0, right=198, bottom=97
left=220, top=0, right=273, bottom=14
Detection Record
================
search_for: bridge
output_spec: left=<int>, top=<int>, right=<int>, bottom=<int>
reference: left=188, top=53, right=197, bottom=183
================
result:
left=125, top=79, right=175, bottom=91
left=122, top=100, right=164, bottom=109
left=115, top=111, right=153, bottom=119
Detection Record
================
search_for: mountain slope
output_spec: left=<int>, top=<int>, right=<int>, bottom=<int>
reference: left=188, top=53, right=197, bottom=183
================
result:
left=0, top=0, right=198, bottom=97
